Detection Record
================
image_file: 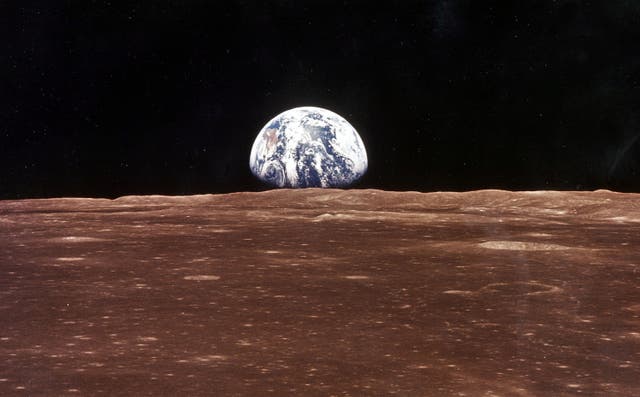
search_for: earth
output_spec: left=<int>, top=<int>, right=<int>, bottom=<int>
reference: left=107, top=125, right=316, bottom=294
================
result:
left=249, top=107, right=368, bottom=188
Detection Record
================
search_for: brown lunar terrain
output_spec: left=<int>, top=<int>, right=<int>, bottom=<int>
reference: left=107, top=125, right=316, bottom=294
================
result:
left=1, top=189, right=640, bottom=396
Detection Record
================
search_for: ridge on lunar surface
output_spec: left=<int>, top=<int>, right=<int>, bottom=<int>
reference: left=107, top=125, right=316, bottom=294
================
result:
left=1, top=189, right=640, bottom=396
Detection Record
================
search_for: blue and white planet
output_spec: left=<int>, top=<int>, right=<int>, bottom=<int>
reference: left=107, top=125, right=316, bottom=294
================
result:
left=249, top=107, right=368, bottom=188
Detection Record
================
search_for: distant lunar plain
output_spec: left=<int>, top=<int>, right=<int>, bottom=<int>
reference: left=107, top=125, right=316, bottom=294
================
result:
left=1, top=189, right=640, bottom=396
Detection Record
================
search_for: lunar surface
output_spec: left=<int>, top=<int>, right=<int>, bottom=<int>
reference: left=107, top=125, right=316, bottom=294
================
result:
left=1, top=189, right=639, bottom=396
left=249, top=107, right=368, bottom=188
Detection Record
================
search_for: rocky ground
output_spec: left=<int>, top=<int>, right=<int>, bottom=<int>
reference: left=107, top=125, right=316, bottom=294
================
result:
left=1, top=189, right=639, bottom=396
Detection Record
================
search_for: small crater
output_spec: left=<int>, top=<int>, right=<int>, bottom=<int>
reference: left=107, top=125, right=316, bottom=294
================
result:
left=183, top=275, right=220, bottom=281
left=138, top=336, right=158, bottom=342
left=51, top=236, right=107, bottom=243
left=525, top=232, right=554, bottom=237
left=624, top=304, right=640, bottom=313
left=194, top=355, right=227, bottom=362
left=179, top=355, right=228, bottom=364
left=56, top=257, right=85, bottom=262
left=442, top=290, right=473, bottom=295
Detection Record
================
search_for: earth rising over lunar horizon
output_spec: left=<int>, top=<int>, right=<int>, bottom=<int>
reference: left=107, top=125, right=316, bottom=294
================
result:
left=249, top=107, right=368, bottom=188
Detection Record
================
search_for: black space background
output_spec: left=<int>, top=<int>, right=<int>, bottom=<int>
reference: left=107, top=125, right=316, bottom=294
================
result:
left=2, top=1, right=640, bottom=199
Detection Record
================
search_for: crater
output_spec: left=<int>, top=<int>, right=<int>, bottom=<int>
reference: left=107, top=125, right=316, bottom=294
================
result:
left=478, top=241, right=573, bottom=251
left=479, top=282, right=562, bottom=296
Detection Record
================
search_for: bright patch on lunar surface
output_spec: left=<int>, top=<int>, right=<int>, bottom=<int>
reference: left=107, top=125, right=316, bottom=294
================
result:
left=249, top=106, right=368, bottom=188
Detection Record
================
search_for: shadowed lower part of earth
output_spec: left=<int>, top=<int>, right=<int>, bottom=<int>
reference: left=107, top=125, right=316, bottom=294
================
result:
left=1, top=189, right=640, bottom=396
